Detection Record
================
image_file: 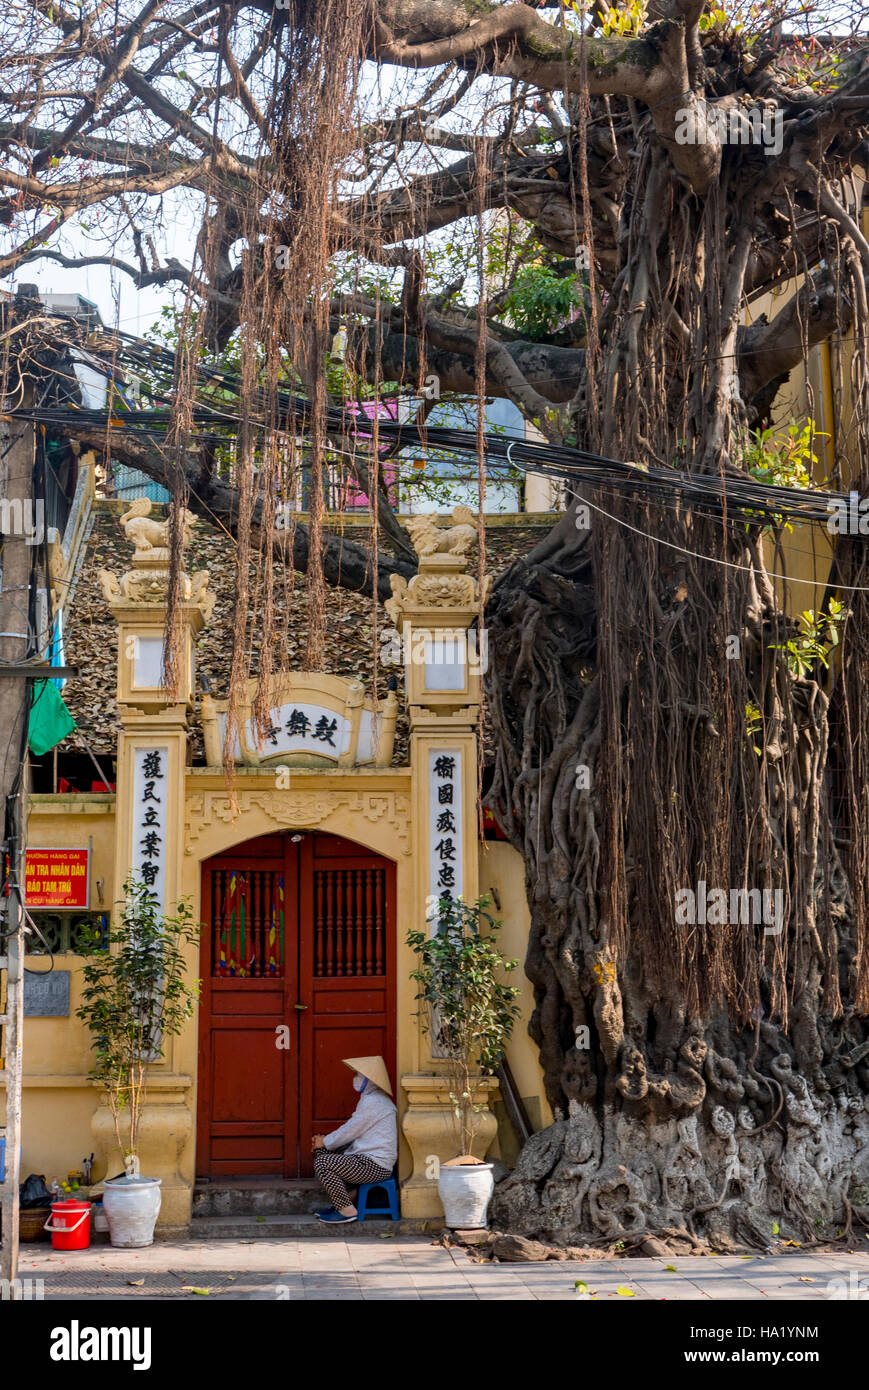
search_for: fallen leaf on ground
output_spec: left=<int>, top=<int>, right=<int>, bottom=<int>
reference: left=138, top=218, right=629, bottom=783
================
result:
left=616, top=1286, right=636, bottom=1297
left=126, top=1279, right=144, bottom=1287
left=665, top=1265, right=677, bottom=1272
left=181, top=1286, right=211, bottom=1296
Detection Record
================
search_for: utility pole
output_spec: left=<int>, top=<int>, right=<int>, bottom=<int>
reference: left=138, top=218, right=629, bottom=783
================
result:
left=0, top=292, right=37, bottom=1294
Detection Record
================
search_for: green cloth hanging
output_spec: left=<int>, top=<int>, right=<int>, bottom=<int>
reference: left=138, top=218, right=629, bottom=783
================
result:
left=28, top=679, right=77, bottom=756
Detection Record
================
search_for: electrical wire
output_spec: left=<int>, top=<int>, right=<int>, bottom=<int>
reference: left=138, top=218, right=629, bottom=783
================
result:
left=13, top=375, right=860, bottom=524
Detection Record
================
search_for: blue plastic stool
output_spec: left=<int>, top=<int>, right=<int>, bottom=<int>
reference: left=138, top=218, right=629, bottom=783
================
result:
left=357, top=1175, right=400, bottom=1221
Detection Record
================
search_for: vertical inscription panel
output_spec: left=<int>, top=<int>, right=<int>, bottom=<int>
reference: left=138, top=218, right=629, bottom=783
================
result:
left=429, top=748, right=463, bottom=922
left=131, top=745, right=168, bottom=910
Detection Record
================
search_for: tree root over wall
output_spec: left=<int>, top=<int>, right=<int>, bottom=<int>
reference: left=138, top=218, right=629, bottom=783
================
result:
left=486, top=516, right=869, bottom=1250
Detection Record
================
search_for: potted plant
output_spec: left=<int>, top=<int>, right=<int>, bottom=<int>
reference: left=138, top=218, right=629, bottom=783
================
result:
left=77, top=877, right=199, bottom=1247
left=408, top=896, right=520, bottom=1229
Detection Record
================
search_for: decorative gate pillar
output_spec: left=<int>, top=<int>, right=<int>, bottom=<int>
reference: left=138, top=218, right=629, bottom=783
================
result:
left=94, top=501, right=213, bottom=1224
left=386, top=537, right=499, bottom=1217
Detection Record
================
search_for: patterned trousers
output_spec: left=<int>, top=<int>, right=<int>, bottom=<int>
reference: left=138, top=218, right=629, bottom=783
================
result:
left=314, top=1148, right=392, bottom=1210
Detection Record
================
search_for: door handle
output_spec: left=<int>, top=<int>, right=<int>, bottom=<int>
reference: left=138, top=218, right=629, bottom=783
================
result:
left=294, top=1003, right=308, bottom=1011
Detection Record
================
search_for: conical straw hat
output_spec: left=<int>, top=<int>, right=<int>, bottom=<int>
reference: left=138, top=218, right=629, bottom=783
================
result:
left=342, top=1055, right=392, bottom=1096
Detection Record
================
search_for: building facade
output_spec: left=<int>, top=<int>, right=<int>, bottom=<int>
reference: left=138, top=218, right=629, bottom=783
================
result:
left=21, top=493, right=548, bottom=1228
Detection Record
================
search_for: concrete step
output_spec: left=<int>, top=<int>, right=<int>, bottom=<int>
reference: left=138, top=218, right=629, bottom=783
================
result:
left=189, top=1213, right=437, bottom=1240
left=192, top=1180, right=323, bottom=1218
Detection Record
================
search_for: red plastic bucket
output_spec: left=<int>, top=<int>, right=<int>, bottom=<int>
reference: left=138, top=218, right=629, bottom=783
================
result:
left=45, top=1199, right=92, bottom=1250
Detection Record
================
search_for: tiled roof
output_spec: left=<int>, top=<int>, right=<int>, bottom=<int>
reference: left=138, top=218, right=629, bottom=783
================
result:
left=61, top=504, right=552, bottom=761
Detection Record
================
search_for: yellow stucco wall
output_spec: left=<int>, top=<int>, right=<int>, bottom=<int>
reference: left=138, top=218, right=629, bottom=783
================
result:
left=479, top=840, right=552, bottom=1161
left=745, top=206, right=868, bottom=620
left=12, top=796, right=116, bottom=1183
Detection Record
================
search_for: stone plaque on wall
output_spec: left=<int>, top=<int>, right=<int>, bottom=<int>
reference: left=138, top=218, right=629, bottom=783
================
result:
left=23, top=969, right=70, bottom=1017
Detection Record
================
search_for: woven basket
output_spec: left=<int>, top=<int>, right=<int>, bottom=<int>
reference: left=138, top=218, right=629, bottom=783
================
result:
left=19, top=1207, right=51, bottom=1242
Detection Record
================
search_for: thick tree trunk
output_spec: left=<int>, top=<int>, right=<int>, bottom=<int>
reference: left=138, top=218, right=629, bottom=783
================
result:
left=486, top=158, right=869, bottom=1252
left=487, top=511, right=867, bottom=1252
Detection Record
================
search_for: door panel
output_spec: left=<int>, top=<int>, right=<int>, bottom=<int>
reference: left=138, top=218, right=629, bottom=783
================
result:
left=197, top=832, right=395, bottom=1179
left=197, top=849, right=298, bottom=1177
left=210, top=1027, right=285, bottom=1120
left=298, top=840, right=396, bottom=1176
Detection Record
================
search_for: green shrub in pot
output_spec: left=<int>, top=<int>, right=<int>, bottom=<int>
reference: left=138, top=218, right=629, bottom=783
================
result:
left=76, top=878, right=200, bottom=1245
left=408, top=896, right=519, bottom=1226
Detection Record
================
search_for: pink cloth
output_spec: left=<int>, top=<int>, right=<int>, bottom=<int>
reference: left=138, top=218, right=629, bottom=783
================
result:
left=341, top=399, right=400, bottom=509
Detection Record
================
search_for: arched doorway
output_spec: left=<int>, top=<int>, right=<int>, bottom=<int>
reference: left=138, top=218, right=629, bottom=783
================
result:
left=196, top=830, right=396, bottom=1178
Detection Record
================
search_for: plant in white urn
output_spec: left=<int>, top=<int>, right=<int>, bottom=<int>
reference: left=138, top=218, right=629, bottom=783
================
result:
left=408, top=896, right=519, bottom=1228
left=77, top=877, right=199, bottom=1247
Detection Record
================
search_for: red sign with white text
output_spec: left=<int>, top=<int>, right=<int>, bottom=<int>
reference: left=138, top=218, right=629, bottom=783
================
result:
left=25, top=848, right=89, bottom=908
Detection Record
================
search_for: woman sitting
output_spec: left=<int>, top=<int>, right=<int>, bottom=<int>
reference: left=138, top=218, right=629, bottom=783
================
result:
left=312, top=1055, right=397, bottom=1224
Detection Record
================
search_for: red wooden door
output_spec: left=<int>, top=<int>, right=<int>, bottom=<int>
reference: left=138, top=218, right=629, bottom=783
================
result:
left=298, top=835, right=396, bottom=1177
left=197, top=834, right=297, bottom=1176
left=197, top=831, right=395, bottom=1178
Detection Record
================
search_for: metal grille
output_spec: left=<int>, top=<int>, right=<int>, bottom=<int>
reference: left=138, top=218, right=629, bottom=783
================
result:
left=313, top=867, right=385, bottom=978
left=210, top=869, right=284, bottom=978
left=24, top=912, right=107, bottom=954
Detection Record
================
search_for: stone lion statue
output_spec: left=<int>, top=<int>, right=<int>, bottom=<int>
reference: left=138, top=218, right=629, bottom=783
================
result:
left=404, top=505, right=478, bottom=557
left=120, top=497, right=196, bottom=553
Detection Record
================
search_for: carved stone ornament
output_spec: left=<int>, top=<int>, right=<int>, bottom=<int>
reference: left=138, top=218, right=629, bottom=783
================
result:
left=99, top=496, right=213, bottom=621
left=403, top=505, right=479, bottom=558
left=385, top=556, right=491, bottom=625
left=120, top=496, right=196, bottom=558
left=184, top=789, right=412, bottom=856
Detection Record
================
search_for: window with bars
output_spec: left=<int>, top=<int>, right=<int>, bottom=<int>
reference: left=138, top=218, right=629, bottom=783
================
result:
left=314, top=867, right=386, bottom=978
left=210, top=869, right=284, bottom=978
left=24, top=912, right=108, bottom=954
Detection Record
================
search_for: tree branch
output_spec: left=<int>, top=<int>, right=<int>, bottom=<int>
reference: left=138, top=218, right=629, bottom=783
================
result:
left=59, top=423, right=413, bottom=600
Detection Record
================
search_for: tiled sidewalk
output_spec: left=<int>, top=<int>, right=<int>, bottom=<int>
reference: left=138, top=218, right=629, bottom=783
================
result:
left=16, top=1238, right=869, bottom=1301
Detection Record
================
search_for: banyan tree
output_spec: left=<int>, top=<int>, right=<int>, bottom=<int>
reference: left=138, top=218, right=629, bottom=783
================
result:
left=5, top=0, right=869, bottom=1246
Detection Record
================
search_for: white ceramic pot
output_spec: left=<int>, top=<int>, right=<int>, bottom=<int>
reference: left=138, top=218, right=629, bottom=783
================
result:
left=438, top=1162, right=495, bottom=1229
left=103, top=1175, right=162, bottom=1248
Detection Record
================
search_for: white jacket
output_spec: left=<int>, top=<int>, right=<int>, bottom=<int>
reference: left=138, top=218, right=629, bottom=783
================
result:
left=323, top=1085, right=397, bottom=1170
